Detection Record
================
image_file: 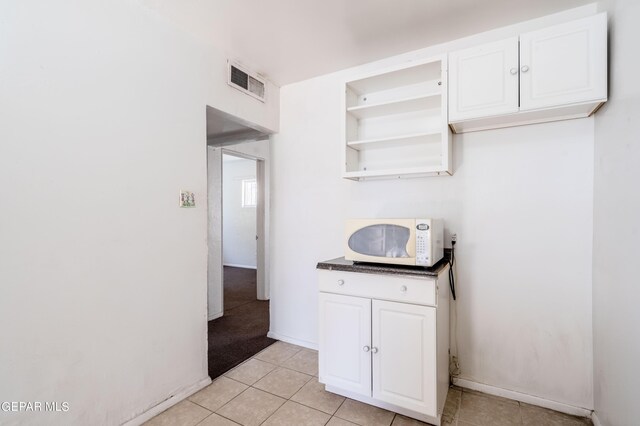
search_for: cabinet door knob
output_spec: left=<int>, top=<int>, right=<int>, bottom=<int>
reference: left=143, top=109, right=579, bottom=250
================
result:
left=371, top=347, right=378, bottom=354
left=400, top=285, right=407, bottom=293
left=521, top=65, right=530, bottom=73
left=363, top=346, right=370, bottom=352
left=510, top=68, right=518, bottom=75
left=337, top=279, right=345, bottom=286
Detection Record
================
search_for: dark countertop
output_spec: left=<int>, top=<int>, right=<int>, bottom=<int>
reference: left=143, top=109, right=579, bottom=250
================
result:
left=317, top=249, right=451, bottom=278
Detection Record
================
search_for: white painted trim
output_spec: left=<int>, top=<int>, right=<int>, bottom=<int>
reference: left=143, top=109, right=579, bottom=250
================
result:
left=122, top=377, right=211, bottom=426
left=267, top=331, right=318, bottom=350
left=220, top=145, right=271, bottom=303
left=223, top=263, right=257, bottom=269
left=208, top=311, right=223, bottom=321
left=452, top=378, right=592, bottom=418
left=591, top=411, right=603, bottom=426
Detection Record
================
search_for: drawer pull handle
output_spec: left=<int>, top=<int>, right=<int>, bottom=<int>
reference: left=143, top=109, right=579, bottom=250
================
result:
left=400, top=285, right=407, bottom=293
left=337, top=279, right=345, bottom=286
left=363, top=346, right=370, bottom=352
left=371, top=347, right=378, bottom=354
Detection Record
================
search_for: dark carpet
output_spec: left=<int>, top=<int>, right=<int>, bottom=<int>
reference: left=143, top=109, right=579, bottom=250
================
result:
left=207, top=266, right=275, bottom=379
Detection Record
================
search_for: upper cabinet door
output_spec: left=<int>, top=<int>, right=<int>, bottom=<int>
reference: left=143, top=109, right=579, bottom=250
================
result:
left=519, top=13, right=607, bottom=111
left=449, top=37, right=520, bottom=122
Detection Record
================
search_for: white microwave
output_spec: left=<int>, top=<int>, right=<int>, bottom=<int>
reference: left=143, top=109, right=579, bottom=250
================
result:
left=345, top=218, right=444, bottom=267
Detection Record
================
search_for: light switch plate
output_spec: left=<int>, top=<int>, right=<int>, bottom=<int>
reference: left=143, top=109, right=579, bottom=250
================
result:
left=179, top=190, right=195, bottom=208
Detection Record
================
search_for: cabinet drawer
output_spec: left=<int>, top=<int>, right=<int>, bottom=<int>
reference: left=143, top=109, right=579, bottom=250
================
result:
left=318, top=269, right=437, bottom=306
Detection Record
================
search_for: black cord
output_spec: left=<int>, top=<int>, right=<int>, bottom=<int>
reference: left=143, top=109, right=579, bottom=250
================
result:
left=449, top=242, right=456, bottom=300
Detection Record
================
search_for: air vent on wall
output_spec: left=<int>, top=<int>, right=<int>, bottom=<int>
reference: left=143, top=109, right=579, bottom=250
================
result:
left=228, top=61, right=266, bottom=102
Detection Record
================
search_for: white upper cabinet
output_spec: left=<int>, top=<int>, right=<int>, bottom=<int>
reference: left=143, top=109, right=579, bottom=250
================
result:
left=519, top=13, right=608, bottom=111
left=448, top=13, right=607, bottom=133
left=449, top=38, right=520, bottom=122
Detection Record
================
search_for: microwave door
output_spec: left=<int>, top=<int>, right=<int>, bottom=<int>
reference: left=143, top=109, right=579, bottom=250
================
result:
left=348, top=224, right=410, bottom=258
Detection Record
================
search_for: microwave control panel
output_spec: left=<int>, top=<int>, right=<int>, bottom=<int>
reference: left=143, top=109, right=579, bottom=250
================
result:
left=415, top=222, right=430, bottom=266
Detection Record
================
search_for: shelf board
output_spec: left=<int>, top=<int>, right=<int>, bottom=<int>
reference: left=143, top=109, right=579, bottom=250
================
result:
left=343, top=164, right=451, bottom=180
left=347, top=60, right=442, bottom=94
left=346, top=92, right=441, bottom=119
left=347, top=131, right=441, bottom=150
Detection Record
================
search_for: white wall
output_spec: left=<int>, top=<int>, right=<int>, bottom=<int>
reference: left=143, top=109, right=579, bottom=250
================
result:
left=0, top=1, right=278, bottom=425
left=270, top=6, right=598, bottom=411
left=223, top=158, right=257, bottom=268
left=592, top=1, right=640, bottom=424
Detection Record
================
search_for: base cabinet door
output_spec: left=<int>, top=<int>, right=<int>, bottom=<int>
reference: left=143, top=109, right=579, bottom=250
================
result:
left=372, top=299, right=437, bottom=415
left=318, top=292, right=372, bottom=397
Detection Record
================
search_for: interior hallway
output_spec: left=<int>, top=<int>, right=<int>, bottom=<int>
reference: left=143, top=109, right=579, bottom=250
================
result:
left=207, top=266, right=275, bottom=379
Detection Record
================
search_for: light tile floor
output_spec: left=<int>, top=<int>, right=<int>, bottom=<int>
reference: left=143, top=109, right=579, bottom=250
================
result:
left=145, top=342, right=593, bottom=426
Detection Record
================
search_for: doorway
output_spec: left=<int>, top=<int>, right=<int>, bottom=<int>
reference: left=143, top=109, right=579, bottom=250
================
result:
left=205, top=106, right=275, bottom=379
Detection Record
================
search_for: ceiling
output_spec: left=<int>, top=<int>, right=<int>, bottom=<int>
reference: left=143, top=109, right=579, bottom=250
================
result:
left=140, top=0, right=593, bottom=86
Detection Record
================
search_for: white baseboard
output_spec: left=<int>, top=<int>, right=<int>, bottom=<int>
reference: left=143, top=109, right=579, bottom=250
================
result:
left=267, top=331, right=318, bottom=351
left=223, top=263, right=257, bottom=269
left=122, top=376, right=211, bottom=426
left=452, top=377, right=592, bottom=418
left=591, top=411, right=603, bottom=426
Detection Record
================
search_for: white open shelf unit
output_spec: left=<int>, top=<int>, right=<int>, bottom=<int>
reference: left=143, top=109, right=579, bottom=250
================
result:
left=342, top=56, right=452, bottom=180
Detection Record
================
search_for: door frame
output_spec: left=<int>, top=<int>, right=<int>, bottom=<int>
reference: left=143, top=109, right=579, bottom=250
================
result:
left=207, top=141, right=270, bottom=321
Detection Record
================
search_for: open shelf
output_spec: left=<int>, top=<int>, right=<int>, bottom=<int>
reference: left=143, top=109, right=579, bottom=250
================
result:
left=346, top=92, right=441, bottom=119
left=343, top=164, right=449, bottom=180
left=342, top=56, right=452, bottom=180
left=347, top=61, right=442, bottom=95
left=347, top=131, right=441, bottom=150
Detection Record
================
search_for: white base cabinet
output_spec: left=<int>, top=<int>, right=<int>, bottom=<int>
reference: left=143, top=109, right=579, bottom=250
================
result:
left=318, top=267, right=450, bottom=425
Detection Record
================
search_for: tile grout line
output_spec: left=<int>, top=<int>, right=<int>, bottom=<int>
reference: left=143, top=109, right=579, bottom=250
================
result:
left=215, top=406, right=248, bottom=426
left=192, top=411, right=215, bottom=426
left=331, top=398, right=352, bottom=423
left=390, top=413, right=397, bottom=426
left=231, top=383, right=288, bottom=426
left=284, top=396, right=342, bottom=418
left=250, top=373, right=351, bottom=424
left=214, top=414, right=240, bottom=425
left=209, top=384, right=257, bottom=422
left=223, top=357, right=281, bottom=386
left=221, top=360, right=333, bottom=416
left=212, top=369, right=336, bottom=426
left=187, top=398, right=215, bottom=414
left=253, top=351, right=303, bottom=367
